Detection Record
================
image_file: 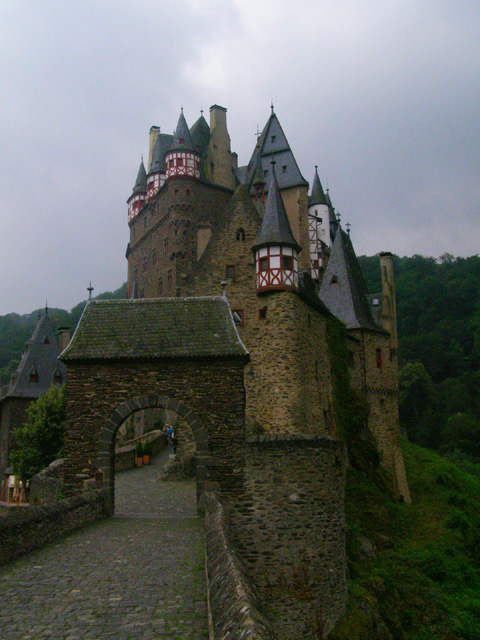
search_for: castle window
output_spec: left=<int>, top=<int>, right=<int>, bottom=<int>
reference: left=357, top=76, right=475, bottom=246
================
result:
left=43, top=336, right=50, bottom=345
left=177, top=158, right=183, bottom=167
left=232, top=309, right=244, bottom=326
left=376, top=348, right=382, bottom=368
left=186, top=188, right=191, bottom=196
left=158, top=277, right=163, bottom=294
left=282, top=256, right=293, bottom=270
left=259, top=257, right=269, bottom=272
left=140, top=287, right=145, bottom=298
left=53, top=368, right=62, bottom=384
left=282, top=165, right=287, bottom=173
left=167, top=270, right=172, bottom=287
left=258, top=307, right=267, bottom=320
left=271, top=135, right=276, bottom=143
left=236, top=228, right=245, bottom=241
left=29, top=366, right=38, bottom=384
left=330, top=275, right=338, bottom=285
left=142, top=256, right=147, bottom=273
left=174, top=188, right=179, bottom=196
left=226, top=265, right=236, bottom=280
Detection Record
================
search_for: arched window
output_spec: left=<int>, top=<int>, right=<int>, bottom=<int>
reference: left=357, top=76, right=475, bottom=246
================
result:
left=236, top=228, right=245, bottom=241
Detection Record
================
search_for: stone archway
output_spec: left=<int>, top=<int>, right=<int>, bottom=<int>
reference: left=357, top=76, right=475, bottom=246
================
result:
left=98, top=394, right=209, bottom=510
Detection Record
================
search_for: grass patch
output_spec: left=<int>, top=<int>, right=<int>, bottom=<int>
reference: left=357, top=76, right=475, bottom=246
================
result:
left=331, top=440, right=480, bottom=639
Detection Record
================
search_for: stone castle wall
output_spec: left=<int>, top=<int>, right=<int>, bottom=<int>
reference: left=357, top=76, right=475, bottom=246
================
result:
left=128, top=178, right=232, bottom=298
left=0, top=396, right=31, bottom=472
left=229, top=435, right=347, bottom=639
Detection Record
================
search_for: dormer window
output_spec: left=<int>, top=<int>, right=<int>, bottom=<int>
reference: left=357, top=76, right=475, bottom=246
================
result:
left=43, top=336, right=50, bottom=345
left=282, top=165, right=287, bottom=173
left=53, top=368, right=62, bottom=384
left=330, top=275, right=338, bottom=285
left=271, top=135, right=276, bottom=143
left=29, top=366, right=38, bottom=384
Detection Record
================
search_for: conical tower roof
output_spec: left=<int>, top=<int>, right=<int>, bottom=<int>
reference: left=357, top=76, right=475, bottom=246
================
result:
left=319, top=229, right=381, bottom=331
left=169, top=109, right=197, bottom=154
left=309, top=167, right=327, bottom=206
left=252, top=165, right=301, bottom=252
left=131, top=159, right=147, bottom=195
left=189, top=113, right=210, bottom=155
left=1, top=314, right=66, bottom=400
left=150, top=133, right=173, bottom=174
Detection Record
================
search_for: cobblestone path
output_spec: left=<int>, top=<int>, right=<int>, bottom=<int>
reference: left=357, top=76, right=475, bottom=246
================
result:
left=0, top=450, right=208, bottom=640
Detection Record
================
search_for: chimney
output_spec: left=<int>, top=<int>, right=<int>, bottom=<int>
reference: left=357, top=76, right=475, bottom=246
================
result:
left=57, top=327, right=71, bottom=353
left=379, top=252, right=398, bottom=350
left=148, top=126, right=160, bottom=172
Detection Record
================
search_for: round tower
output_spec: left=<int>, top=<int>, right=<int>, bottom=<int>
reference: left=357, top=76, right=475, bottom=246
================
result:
left=308, top=166, right=330, bottom=280
left=252, top=163, right=301, bottom=293
left=165, top=109, right=200, bottom=181
left=127, top=159, right=147, bottom=222
left=147, top=130, right=168, bottom=201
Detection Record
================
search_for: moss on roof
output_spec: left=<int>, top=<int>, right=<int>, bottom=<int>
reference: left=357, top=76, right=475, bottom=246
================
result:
left=60, top=297, right=249, bottom=362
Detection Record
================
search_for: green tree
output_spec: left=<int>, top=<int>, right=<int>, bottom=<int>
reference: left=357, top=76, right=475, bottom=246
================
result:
left=10, top=386, right=66, bottom=481
left=440, top=413, right=480, bottom=461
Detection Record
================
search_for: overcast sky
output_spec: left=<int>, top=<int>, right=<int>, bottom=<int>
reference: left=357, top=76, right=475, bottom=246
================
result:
left=1, top=0, right=479, bottom=315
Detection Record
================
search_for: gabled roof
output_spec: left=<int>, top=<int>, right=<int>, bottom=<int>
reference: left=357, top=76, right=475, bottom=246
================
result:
left=319, top=229, right=384, bottom=332
left=131, top=159, right=147, bottom=195
left=169, top=109, right=197, bottom=154
left=237, top=111, right=308, bottom=192
left=309, top=168, right=328, bottom=206
left=149, top=133, right=173, bottom=174
left=252, top=167, right=301, bottom=252
left=0, top=315, right=66, bottom=401
left=60, top=297, right=249, bottom=362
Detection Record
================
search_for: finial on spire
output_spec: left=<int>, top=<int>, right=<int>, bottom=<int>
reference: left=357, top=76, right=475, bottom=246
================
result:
left=270, top=101, right=274, bottom=114
left=346, top=222, right=351, bottom=235
left=87, top=281, right=94, bottom=300
left=181, top=105, right=183, bottom=113
left=45, top=301, right=48, bottom=316
left=255, top=124, right=260, bottom=140
left=336, top=211, right=341, bottom=223
left=200, top=108, right=203, bottom=116
left=315, top=165, right=318, bottom=171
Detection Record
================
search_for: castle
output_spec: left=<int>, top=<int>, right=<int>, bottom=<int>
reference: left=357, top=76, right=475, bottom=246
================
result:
left=124, top=103, right=410, bottom=501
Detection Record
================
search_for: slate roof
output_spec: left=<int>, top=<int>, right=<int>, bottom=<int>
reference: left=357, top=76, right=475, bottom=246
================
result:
left=131, top=159, right=147, bottom=195
left=319, top=229, right=385, bottom=332
left=169, top=109, right=197, bottom=154
left=309, top=168, right=328, bottom=206
left=149, top=133, right=173, bottom=174
left=189, top=115, right=210, bottom=155
left=236, top=111, right=308, bottom=193
left=0, top=315, right=66, bottom=401
left=252, top=167, right=301, bottom=253
left=60, top=297, right=249, bottom=362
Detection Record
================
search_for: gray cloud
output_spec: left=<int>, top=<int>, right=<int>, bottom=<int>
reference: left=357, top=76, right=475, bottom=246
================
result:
left=1, top=0, right=478, bottom=314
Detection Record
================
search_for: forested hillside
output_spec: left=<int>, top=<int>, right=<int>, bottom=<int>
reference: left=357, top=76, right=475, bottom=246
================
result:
left=358, top=254, right=480, bottom=462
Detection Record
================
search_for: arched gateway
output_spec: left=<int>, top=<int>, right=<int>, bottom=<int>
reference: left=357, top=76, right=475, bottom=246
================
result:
left=60, top=297, right=249, bottom=510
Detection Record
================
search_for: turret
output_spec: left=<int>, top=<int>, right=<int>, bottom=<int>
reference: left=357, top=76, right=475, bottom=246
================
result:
left=252, top=163, right=301, bottom=293
left=165, top=109, right=200, bottom=181
left=308, top=167, right=330, bottom=280
left=127, top=159, right=147, bottom=222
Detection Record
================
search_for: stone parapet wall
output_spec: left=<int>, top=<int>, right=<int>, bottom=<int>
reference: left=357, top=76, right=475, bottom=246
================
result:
left=230, top=435, right=347, bottom=639
left=0, top=489, right=110, bottom=566
left=203, top=491, right=278, bottom=640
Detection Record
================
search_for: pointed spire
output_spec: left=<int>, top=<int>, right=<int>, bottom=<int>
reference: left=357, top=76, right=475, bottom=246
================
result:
left=132, top=158, right=147, bottom=195
left=87, top=281, right=94, bottom=300
left=309, top=166, right=328, bottom=206
left=252, top=163, right=301, bottom=252
left=170, top=109, right=196, bottom=153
